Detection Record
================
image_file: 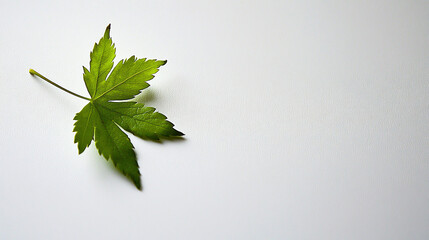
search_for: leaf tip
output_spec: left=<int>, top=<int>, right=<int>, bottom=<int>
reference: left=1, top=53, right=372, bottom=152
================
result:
left=29, top=68, right=36, bottom=75
left=173, top=129, right=185, bottom=137
left=131, top=175, right=142, bottom=190
left=104, top=24, right=111, bottom=38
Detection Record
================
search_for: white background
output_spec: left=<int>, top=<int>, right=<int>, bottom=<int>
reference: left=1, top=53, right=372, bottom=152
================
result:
left=0, top=0, right=428, bottom=239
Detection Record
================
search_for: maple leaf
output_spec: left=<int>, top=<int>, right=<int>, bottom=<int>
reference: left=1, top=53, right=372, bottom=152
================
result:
left=29, top=24, right=184, bottom=190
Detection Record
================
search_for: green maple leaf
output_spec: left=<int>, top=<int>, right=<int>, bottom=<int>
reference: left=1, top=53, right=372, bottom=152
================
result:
left=29, top=24, right=184, bottom=190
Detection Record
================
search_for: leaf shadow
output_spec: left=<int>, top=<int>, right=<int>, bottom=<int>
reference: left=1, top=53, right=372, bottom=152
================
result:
left=143, top=135, right=187, bottom=145
left=134, top=88, right=156, bottom=105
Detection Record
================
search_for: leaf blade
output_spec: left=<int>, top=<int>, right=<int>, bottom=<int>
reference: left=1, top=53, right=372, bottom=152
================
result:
left=96, top=101, right=184, bottom=141
left=92, top=103, right=142, bottom=190
left=83, top=24, right=116, bottom=98
left=94, top=57, right=166, bottom=101
left=73, top=103, right=95, bottom=154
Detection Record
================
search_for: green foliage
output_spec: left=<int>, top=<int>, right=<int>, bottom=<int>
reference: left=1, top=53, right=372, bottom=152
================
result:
left=36, top=24, right=183, bottom=190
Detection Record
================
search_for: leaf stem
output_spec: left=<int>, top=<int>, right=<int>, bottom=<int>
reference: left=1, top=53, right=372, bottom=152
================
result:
left=29, top=69, right=90, bottom=101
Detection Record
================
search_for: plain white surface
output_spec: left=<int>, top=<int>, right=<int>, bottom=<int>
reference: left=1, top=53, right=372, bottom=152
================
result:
left=0, top=0, right=428, bottom=239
